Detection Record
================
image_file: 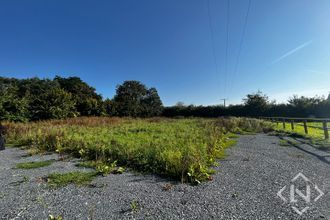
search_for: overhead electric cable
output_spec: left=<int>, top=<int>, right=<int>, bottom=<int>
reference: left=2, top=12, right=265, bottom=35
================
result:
left=224, top=0, right=230, bottom=97
left=207, top=0, right=219, bottom=76
left=228, top=0, right=252, bottom=94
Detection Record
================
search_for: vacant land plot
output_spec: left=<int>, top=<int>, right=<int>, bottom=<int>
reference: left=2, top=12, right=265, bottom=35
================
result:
left=0, top=134, right=329, bottom=219
left=4, top=117, right=272, bottom=183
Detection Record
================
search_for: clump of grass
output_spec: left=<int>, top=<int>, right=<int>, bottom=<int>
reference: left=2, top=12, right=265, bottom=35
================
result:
left=37, top=196, right=48, bottom=208
left=278, top=137, right=302, bottom=148
left=77, top=160, right=125, bottom=175
left=26, top=147, right=41, bottom=156
left=0, top=192, right=6, bottom=199
left=47, top=171, right=98, bottom=187
left=223, top=138, right=237, bottom=148
left=227, top=133, right=239, bottom=139
left=130, top=200, right=139, bottom=212
left=48, top=214, right=63, bottom=220
left=22, top=175, right=29, bottom=182
left=279, top=139, right=291, bottom=147
left=16, top=160, right=53, bottom=169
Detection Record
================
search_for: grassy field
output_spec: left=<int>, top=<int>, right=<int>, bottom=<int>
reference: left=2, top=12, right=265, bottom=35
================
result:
left=274, top=122, right=327, bottom=140
left=4, top=117, right=273, bottom=183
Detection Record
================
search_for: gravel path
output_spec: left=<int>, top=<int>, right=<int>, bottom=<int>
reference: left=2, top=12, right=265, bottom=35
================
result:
left=0, top=134, right=329, bottom=220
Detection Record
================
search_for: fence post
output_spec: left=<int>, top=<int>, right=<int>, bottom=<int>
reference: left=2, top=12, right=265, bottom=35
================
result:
left=282, top=118, right=286, bottom=129
left=291, top=120, right=294, bottom=130
left=323, top=121, right=329, bottom=140
left=303, top=120, right=308, bottom=134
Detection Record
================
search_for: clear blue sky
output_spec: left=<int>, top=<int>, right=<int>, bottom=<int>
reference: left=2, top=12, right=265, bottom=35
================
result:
left=0, top=0, right=329, bottom=106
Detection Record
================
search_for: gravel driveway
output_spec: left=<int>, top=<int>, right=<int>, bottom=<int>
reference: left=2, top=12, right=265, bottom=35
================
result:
left=0, top=134, right=329, bottom=220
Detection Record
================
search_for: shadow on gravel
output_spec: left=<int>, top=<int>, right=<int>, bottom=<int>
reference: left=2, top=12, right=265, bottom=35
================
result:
left=127, top=174, right=177, bottom=184
left=290, top=144, right=330, bottom=165
left=293, top=137, right=330, bottom=153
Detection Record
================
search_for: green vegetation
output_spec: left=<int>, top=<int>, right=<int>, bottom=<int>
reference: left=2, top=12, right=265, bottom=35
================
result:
left=37, top=195, right=48, bottom=209
left=112, top=80, right=163, bottom=117
left=78, top=160, right=125, bottom=176
left=16, top=160, right=53, bottom=169
left=279, top=139, right=291, bottom=147
left=48, top=214, right=63, bottom=220
left=271, top=122, right=330, bottom=150
left=275, top=122, right=330, bottom=148
left=5, top=117, right=273, bottom=183
left=47, top=171, right=98, bottom=187
left=164, top=92, right=330, bottom=118
left=130, top=200, right=139, bottom=212
left=2, top=76, right=330, bottom=122
left=275, top=122, right=325, bottom=140
left=0, top=77, right=163, bottom=121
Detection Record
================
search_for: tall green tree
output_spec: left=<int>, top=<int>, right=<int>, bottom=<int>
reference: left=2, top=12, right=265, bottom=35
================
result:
left=0, top=85, right=29, bottom=122
left=113, top=81, right=163, bottom=117
left=288, top=95, right=323, bottom=108
left=243, top=91, right=270, bottom=116
left=54, top=76, right=103, bottom=116
left=141, top=88, right=163, bottom=117
left=103, top=98, right=116, bottom=116
left=30, top=88, right=77, bottom=120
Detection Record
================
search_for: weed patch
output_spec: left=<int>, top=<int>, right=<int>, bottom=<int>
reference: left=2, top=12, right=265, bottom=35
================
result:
left=6, top=117, right=272, bottom=183
left=77, top=160, right=125, bottom=175
left=279, top=139, right=291, bottom=147
left=130, top=200, right=139, bottom=212
left=16, top=160, right=53, bottom=169
left=47, top=171, right=98, bottom=187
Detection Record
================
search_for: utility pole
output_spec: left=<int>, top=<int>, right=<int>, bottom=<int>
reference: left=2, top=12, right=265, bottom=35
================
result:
left=220, top=98, right=227, bottom=107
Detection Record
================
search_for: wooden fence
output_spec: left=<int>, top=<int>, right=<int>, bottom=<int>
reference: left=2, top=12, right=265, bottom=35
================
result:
left=261, top=117, right=329, bottom=140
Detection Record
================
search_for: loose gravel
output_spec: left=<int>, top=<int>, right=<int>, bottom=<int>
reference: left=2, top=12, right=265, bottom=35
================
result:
left=0, top=134, right=329, bottom=220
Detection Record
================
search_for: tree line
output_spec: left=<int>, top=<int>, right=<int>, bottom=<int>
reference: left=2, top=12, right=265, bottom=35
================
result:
left=1, top=76, right=329, bottom=121
left=0, top=76, right=163, bottom=121
left=163, top=91, right=330, bottom=118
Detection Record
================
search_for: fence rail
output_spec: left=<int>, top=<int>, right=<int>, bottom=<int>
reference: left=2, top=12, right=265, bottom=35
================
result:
left=261, top=117, right=329, bottom=140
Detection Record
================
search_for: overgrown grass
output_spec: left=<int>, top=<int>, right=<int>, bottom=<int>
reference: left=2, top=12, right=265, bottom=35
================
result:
left=47, top=171, right=98, bottom=187
left=275, top=122, right=326, bottom=140
left=16, top=160, right=53, bottom=169
left=5, top=117, right=273, bottom=183
left=273, top=122, right=330, bottom=149
left=77, top=160, right=125, bottom=175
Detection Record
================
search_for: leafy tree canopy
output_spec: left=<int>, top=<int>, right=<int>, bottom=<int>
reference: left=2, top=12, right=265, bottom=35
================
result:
left=113, top=81, right=163, bottom=117
left=54, top=76, right=103, bottom=116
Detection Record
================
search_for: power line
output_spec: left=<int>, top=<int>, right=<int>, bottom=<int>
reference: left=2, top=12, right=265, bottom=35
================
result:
left=229, top=0, right=252, bottom=94
left=224, top=0, right=230, bottom=97
left=207, top=0, right=219, bottom=76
